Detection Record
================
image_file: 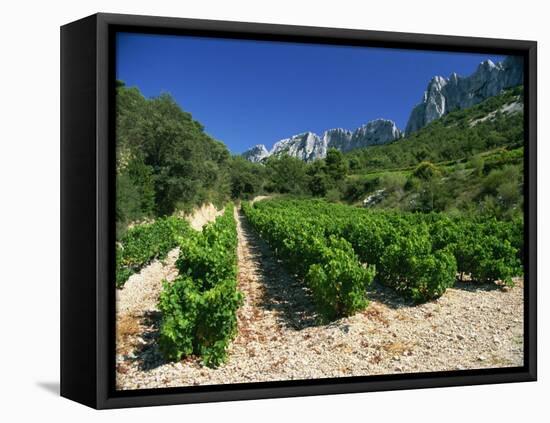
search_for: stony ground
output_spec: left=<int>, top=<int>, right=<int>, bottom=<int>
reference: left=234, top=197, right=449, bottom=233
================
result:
left=115, top=207, right=524, bottom=390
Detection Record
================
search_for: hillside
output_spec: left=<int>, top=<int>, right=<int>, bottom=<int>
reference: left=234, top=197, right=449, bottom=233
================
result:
left=115, top=81, right=234, bottom=233
left=343, top=86, right=524, bottom=219
left=116, top=79, right=524, bottom=230
left=114, top=70, right=525, bottom=392
left=405, top=56, right=523, bottom=133
left=346, top=86, right=523, bottom=172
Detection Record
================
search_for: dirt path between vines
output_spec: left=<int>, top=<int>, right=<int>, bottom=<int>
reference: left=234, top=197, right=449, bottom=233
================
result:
left=116, top=206, right=523, bottom=390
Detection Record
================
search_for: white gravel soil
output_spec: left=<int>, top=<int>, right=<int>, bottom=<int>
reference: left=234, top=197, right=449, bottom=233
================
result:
left=115, top=207, right=524, bottom=390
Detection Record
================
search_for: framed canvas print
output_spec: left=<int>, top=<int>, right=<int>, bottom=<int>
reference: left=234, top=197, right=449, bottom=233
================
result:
left=60, top=13, right=537, bottom=409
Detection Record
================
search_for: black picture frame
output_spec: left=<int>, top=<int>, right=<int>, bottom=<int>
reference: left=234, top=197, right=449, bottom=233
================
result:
left=60, top=12, right=537, bottom=409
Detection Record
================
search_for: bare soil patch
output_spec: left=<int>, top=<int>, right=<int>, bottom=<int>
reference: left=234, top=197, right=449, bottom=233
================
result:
left=182, top=203, right=223, bottom=231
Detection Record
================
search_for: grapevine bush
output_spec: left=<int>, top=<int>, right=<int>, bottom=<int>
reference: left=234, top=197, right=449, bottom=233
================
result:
left=116, top=217, right=191, bottom=288
left=244, top=198, right=521, bottom=303
left=306, top=236, right=376, bottom=321
left=158, top=204, right=242, bottom=367
left=243, top=201, right=375, bottom=321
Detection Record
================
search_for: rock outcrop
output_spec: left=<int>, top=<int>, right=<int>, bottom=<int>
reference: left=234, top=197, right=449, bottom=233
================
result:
left=270, top=132, right=327, bottom=162
left=242, top=144, right=270, bottom=163
left=242, top=119, right=401, bottom=162
left=405, top=56, right=523, bottom=134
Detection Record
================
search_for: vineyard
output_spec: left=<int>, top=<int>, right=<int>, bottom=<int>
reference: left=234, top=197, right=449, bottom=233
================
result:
left=116, top=197, right=523, bottom=387
left=110, top=47, right=527, bottom=391
left=243, top=198, right=522, bottom=305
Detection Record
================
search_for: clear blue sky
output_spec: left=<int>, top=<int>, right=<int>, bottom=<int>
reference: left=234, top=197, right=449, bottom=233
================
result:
left=116, top=32, right=505, bottom=154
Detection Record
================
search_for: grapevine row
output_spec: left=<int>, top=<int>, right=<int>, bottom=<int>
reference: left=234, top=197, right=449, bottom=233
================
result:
left=158, top=204, right=242, bottom=367
left=245, top=199, right=522, bottom=304
left=242, top=202, right=375, bottom=321
left=116, top=217, right=191, bottom=288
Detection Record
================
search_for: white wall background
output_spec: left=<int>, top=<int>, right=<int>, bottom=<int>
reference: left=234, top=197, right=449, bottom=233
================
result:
left=0, top=0, right=546, bottom=420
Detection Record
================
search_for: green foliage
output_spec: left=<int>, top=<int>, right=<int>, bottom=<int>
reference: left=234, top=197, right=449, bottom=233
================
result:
left=379, top=173, right=407, bottom=193
left=411, top=213, right=523, bottom=285
left=336, top=87, right=524, bottom=219
left=412, top=161, right=442, bottom=180
left=243, top=200, right=374, bottom=320
left=116, top=84, right=233, bottom=228
left=344, top=87, right=523, bottom=174
left=325, top=148, right=348, bottom=181
left=245, top=198, right=522, bottom=303
left=306, top=160, right=332, bottom=197
left=176, top=206, right=238, bottom=290
left=428, top=216, right=522, bottom=286
left=304, top=149, right=349, bottom=200
left=116, top=217, right=191, bottom=288
left=325, top=188, right=342, bottom=203
left=193, top=278, right=242, bottom=366
left=158, top=276, right=242, bottom=367
left=158, top=276, right=199, bottom=361
left=468, top=155, right=485, bottom=177
left=348, top=148, right=523, bottom=218
left=480, top=165, right=522, bottom=213
left=228, top=156, right=267, bottom=199
left=306, top=237, right=376, bottom=321
left=264, top=154, right=308, bottom=194
left=378, top=229, right=457, bottom=302
left=158, top=205, right=242, bottom=367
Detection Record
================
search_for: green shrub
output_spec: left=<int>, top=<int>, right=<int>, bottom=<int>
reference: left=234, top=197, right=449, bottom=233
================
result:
left=116, top=216, right=191, bottom=287
left=412, top=161, right=442, bottom=180
left=244, top=201, right=374, bottom=319
left=176, top=207, right=237, bottom=290
left=427, top=215, right=521, bottom=286
left=379, top=173, right=407, bottom=193
left=158, top=277, right=200, bottom=361
left=194, top=278, right=242, bottom=366
left=377, top=225, right=457, bottom=302
left=306, top=237, right=375, bottom=321
left=244, top=198, right=522, bottom=304
left=158, top=204, right=241, bottom=367
left=159, top=276, right=242, bottom=367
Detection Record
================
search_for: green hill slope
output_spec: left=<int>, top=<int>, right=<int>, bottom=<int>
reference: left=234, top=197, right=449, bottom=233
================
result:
left=342, top=86, right=524, bottom=219
left=115, top=82, right=233, bottom=233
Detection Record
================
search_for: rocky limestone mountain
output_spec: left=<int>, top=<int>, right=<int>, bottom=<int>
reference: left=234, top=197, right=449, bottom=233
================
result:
left=242, top=144, right=269, bottom=163
left=243, top=119, right=402, bottom=162
left=242, top=56, right=523, bottom=162
left=270, top=132, right=327, bottom=162
left=321, top=120, right=403, bottom=153
left=405, top=56, right=523, bottom=134
left=349, top=119, right=402, bottom=150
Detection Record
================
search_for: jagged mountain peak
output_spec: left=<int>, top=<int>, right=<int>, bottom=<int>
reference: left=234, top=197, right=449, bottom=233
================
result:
left=323, top=127, right=352, bottom=136
left=405, top=56, right=523, bottom=134
left=241, top=56, right=523, bottom=163
left=242, top=119, right=402, bottom=163
left=242, top=144, right=269, bottom=163
left=479, top=59, right=497, bottom=69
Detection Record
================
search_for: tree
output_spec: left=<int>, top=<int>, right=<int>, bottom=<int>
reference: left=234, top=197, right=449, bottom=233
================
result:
left=325, top=148, right=348, bottom=181
left=348, top=156, right=360, bottom=171
left=228, top=156, right=265, bottom=199
left=412, top=161, right=442, bottom=180
left=306, top=160, right=331, bottom=197
left=265, top=155, right=307, bottom=194
left=116, top=85, right=234, bottom=222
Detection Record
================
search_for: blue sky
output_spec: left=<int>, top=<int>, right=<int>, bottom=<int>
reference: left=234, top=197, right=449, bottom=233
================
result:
left=116, top=33, right=505, bottom=154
